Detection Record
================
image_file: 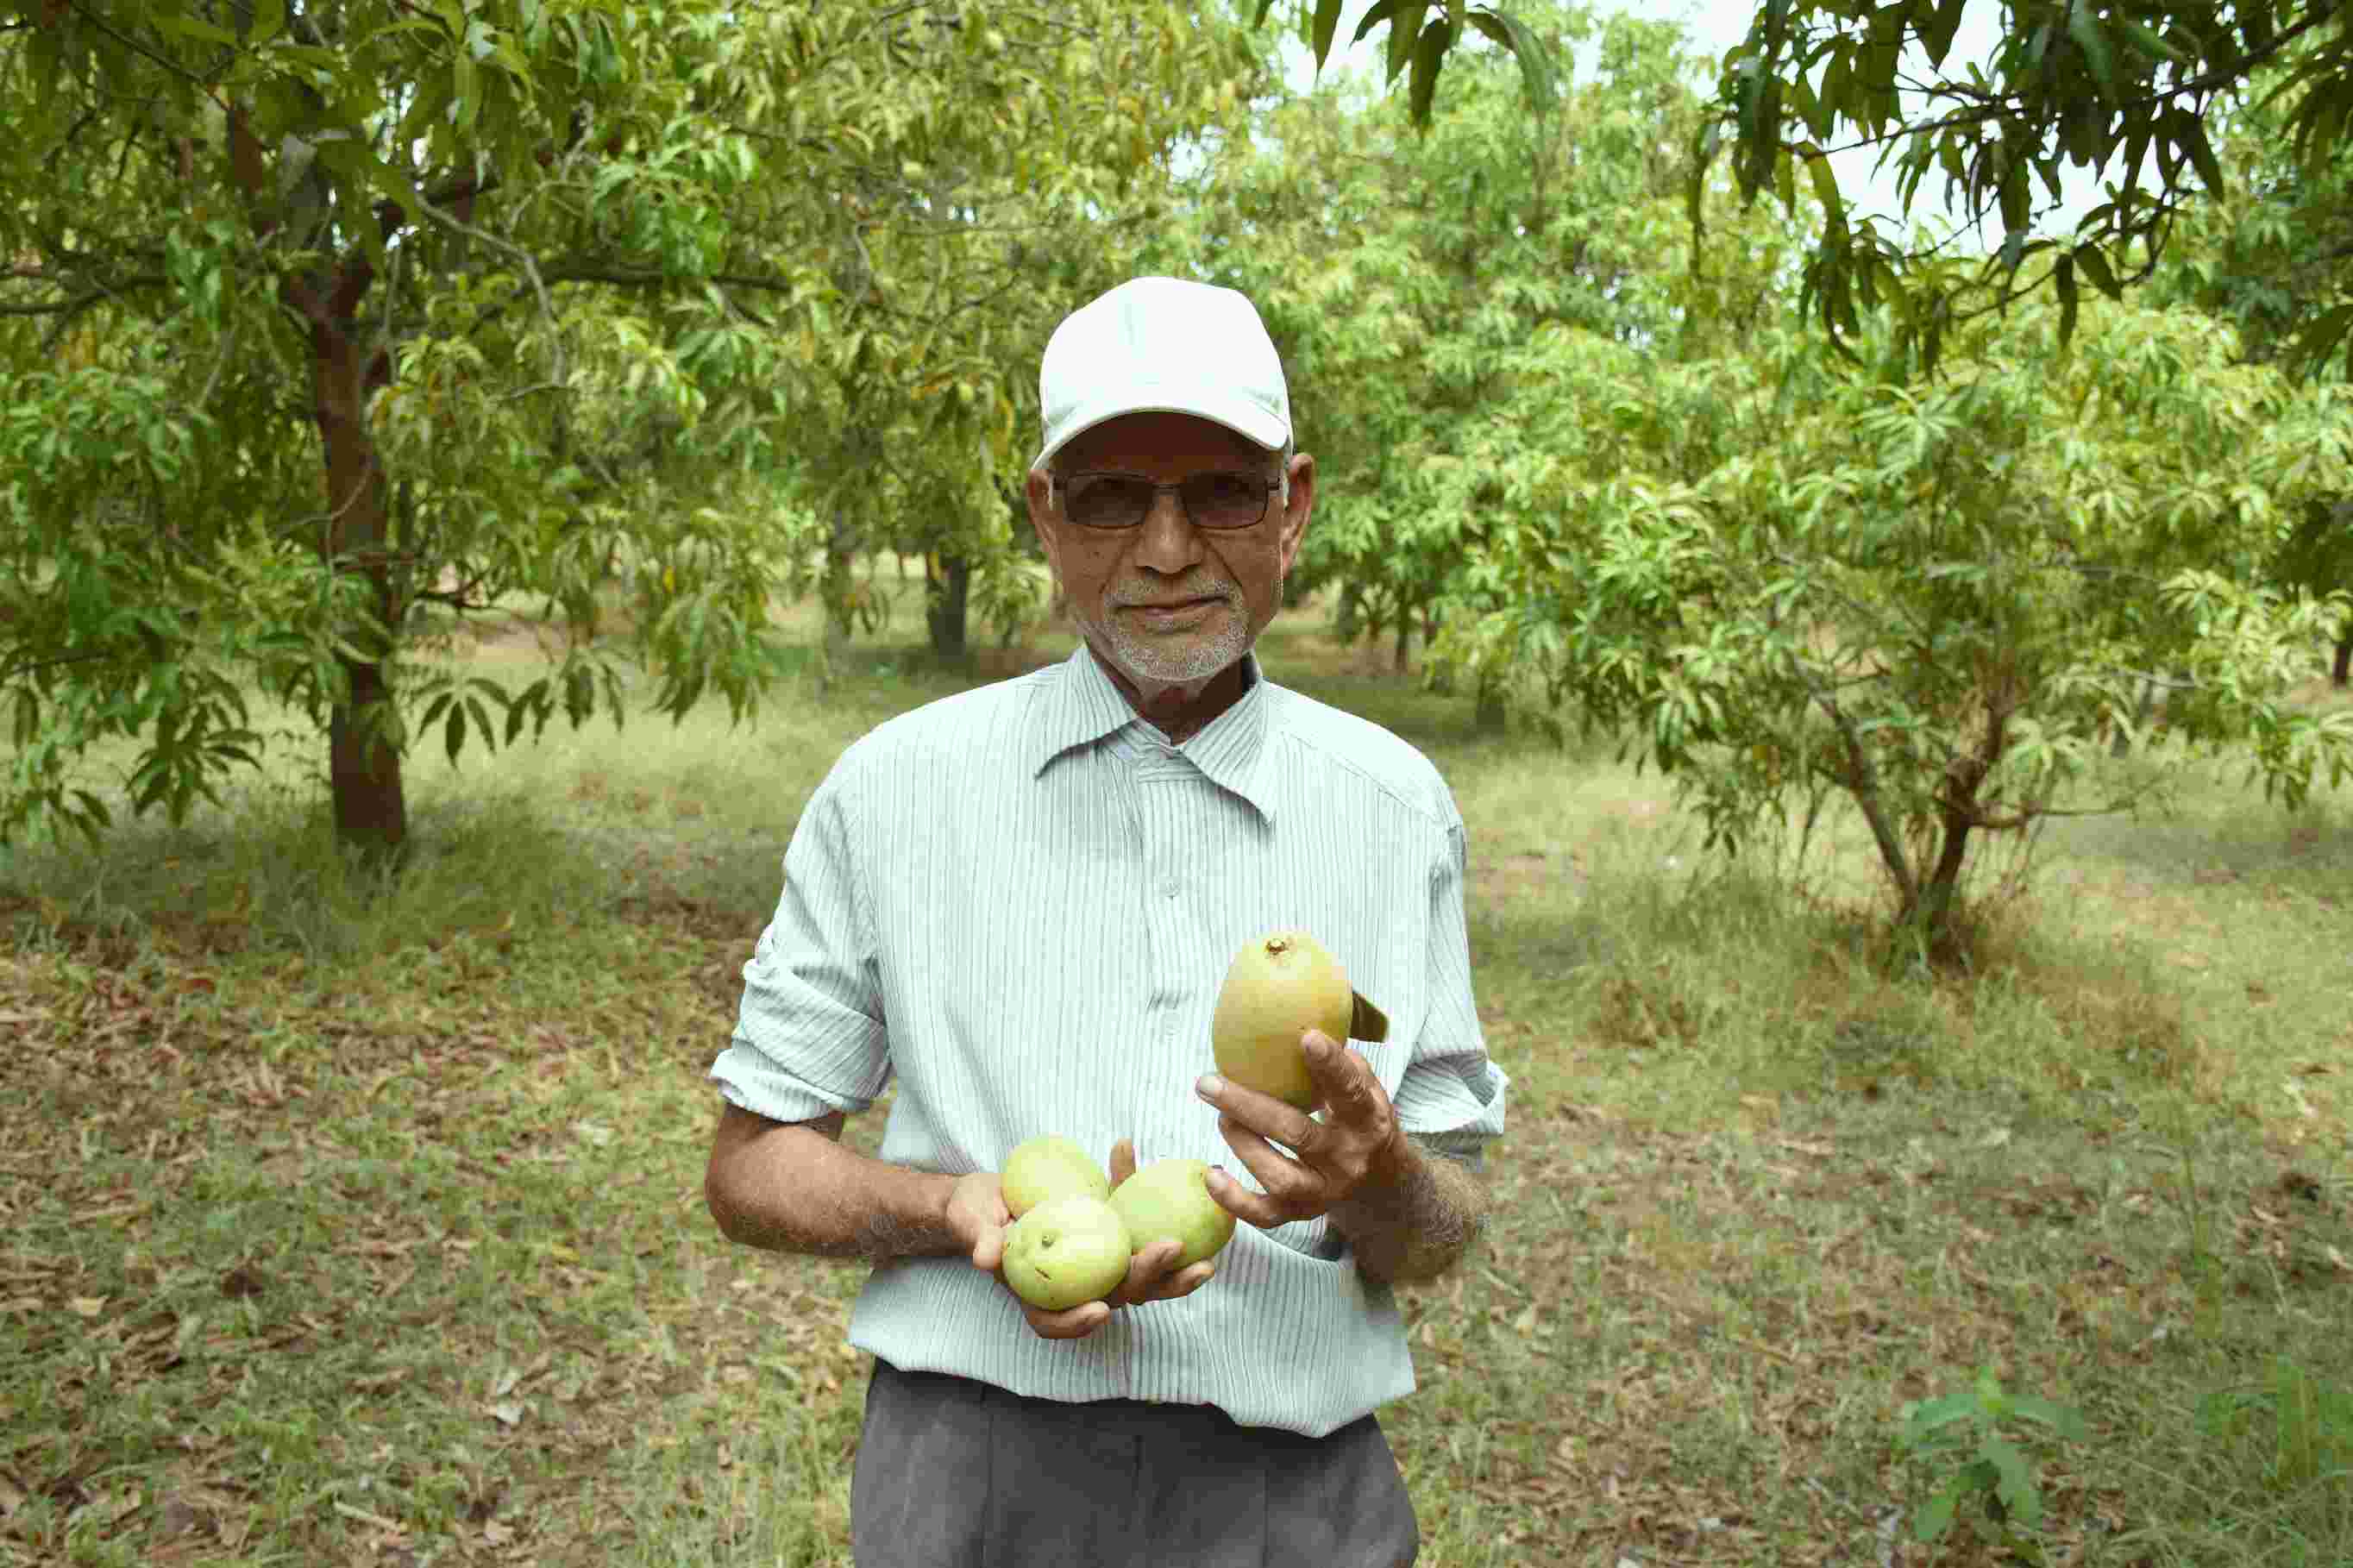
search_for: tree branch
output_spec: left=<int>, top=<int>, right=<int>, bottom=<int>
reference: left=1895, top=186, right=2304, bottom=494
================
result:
left=411, top=193, right=564, bottom=388
left=0, top=275, right=169, bottom=317
left=2, top=645, right=145, bottom=686
left=1762, top=3, right=2331, bottom=166
left=1776, top=633, right=1919, bottom=905
left=60, top=2, right=232, bottom=103
left=540, top=264, right=800, bottom=292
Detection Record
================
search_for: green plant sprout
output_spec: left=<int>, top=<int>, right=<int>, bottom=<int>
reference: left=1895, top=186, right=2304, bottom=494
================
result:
left=1895, top=1363, right=2090, bottom=1555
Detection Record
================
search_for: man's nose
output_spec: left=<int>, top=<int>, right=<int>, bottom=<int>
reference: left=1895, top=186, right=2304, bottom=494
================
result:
left=1128, top=487, right=1206, bottom=572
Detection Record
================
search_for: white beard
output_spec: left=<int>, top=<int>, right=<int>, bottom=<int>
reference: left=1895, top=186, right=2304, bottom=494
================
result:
left=1076, top=593, right=1252, bottom=692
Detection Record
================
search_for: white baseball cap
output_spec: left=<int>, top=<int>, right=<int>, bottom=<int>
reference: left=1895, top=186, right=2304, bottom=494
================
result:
left=1034, top=276, right=1291, bottom=469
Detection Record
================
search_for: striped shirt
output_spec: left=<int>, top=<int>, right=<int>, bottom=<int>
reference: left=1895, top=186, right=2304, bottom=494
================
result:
left=708, top=642, right=1509, bottom=1438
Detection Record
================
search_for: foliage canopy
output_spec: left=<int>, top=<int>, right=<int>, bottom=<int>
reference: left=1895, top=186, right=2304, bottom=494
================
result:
left=1678, top=0, right=2353, bottom=377
left=0, top=0, right=1248, bottom=855
left=1208, top=2, right=2353, bottom=944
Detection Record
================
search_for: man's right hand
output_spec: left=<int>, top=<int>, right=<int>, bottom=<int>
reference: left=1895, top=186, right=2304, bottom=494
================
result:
left=951, top=1138, right=1220, bottom=1340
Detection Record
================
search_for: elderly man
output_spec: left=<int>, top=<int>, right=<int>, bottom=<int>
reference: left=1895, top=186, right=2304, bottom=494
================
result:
left=702, top=276, right=1509, bottom=1568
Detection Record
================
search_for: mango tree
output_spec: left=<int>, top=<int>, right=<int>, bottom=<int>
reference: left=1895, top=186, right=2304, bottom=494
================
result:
left=0, top=0, right=1240, bottom=858
left=1154, top=3, right=1806, bottom=705
left=1423, top=293, right=2353, bottom=948
left=1695, top=0, right=2353, bottom=376
left=2143, top=85, right=2353, bottom=685
left=748, top=5, right=1263, bottom=671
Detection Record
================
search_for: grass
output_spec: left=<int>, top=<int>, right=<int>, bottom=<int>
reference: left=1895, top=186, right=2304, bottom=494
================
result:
left=3, top=584, right=2350, bottom=1566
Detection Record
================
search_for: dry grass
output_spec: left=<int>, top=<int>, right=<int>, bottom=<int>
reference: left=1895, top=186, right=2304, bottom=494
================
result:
left=2, top=584, right=2349, bottom=1567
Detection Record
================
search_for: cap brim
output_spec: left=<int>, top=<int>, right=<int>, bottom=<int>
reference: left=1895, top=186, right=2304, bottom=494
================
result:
left=1035, top=390, right=1289, bottom=469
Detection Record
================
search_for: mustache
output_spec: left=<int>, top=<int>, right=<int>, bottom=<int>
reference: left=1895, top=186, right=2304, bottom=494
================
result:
left=1106, top=584, right=1234, bottom=606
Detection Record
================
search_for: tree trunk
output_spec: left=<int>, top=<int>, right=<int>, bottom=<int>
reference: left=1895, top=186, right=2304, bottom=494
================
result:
left=1475, top=677, right=1507, bottom=732
left=1330, top=581, right=1364, bottom=648
left=329, top=656, right=405, bottom=858
left=819, top=504, right=857, bottom=690
left=2334, top=625, right=2351, bottom=688
left=1905, top=810, right=1973, bottom=956
left=1905, top=698, right=2011, bottom=961
left=586, top=535, right=618, bottom=642
left=305, top=279, right=405, bottom=862
left=927, top=550, right=971, bottom=659
left=1392, top=617, right=1411, bottom=674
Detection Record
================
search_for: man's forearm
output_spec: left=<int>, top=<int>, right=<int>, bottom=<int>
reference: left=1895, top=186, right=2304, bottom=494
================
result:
left=1329, top=1136, right=1488, bottom=1285
left=708, top=1123, right=965, bottom=1263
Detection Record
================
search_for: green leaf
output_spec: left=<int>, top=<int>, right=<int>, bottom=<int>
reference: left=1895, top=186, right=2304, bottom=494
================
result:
left=1252, top=0, right=1278, bottom=26
left=1309, top=0, right=1345, bottom=67
left=2066, top=1, right=2118, bottom=101
left=150, top=11, right=241, bottom=47
left=1921, top=0, right=1966, bottom=68
left=2112, top=16, right=2188, bottom=65
left=1408, top=19, right=1450, bottom=128
left=1900, top=1391, right=1983, bottom=1443
left=2288, top=302, right=2353, bottom=379
left=1385, top=0, right=1432, bottom=83
left=2056, top=250, right=2079, bottom=345
left=1467, top=8, right=1560, bottom=113
left=1795, top=142, right=1842, bottom=226
left=444, top=698, right=467, bottom=765
left=1914, top=1485, right=1961, bottom=1544
left=1982, top=1438, right=2039, bottom=1523
left=452, top=53, right=481, bottom=135
left=1350, top=0, right=1400, bottom=48
left=1999, top=170, right=2029, bottom=237
left=2005, top=1394, right=2088, bottom=1440
left=2024, top=18, right=2055, bottom=71
left=466, top=695, right=497, bottom=755
left=2073, top=243, right=2121, bottom=299
left=2176, top=110, right=2226, bottom=196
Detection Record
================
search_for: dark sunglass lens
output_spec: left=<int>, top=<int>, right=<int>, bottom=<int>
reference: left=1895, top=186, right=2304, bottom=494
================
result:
left=1187, top=474, right=1264, bottom=528
left=1066, top=477, right=1151, bottom=528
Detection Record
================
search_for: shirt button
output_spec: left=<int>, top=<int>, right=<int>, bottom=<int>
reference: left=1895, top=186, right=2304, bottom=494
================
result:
left=1164, top=882, right=1180, bottom=900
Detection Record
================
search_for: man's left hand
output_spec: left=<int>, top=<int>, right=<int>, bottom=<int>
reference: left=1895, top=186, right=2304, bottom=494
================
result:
left=1195, top=1030, right=1408, bottom=1227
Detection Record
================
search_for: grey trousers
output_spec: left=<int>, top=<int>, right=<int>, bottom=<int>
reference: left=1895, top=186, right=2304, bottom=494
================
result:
left=850, top=1359, right=1420, bottom=1568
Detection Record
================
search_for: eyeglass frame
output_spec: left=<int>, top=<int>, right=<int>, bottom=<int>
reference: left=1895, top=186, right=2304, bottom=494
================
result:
left=1047, top=465, right=1291, bottom=532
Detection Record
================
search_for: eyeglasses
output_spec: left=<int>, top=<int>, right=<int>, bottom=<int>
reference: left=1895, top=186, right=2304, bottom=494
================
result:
left=1054, top=470, right=1281, bottom=531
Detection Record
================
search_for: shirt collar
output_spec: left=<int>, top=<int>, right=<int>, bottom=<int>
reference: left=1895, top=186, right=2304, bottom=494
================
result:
left=1029, top=643, right=1280, bottom=821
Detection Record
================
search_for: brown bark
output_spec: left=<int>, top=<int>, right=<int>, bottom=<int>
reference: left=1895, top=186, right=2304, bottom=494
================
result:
left=227, top=107, right=279, bottom=238
left=224, top=104, right=410, bottom=861
left=1475, top=678, right=1507, bottom=732
left=2334, top=626, right=2350, bottom=688
left=1908, top=685, right=2015, bottom=955
left=819, top=503, right=857, bottom=691
left=297, top=269, right=406, bottom=862
left=1911, top=805, right=1972, bottom=946
left=926, top=550, right=971, bottom=659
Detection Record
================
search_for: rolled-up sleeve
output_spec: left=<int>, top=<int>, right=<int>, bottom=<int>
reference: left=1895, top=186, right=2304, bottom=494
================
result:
left=708, top=763, right=892, bottom=1124
left=1390, top=811, right=1508, bottom=1171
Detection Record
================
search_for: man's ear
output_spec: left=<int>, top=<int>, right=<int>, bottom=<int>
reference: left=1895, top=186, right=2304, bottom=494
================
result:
left=1278, top=452, right=1315, bottom=562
